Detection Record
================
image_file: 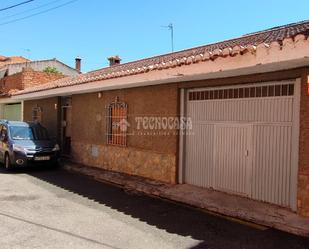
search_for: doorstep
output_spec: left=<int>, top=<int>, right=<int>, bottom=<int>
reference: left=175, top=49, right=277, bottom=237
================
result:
left=63, top=162, right=309, bottom=237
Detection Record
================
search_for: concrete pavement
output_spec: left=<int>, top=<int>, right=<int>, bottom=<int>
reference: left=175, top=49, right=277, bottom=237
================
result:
left=0, top=167, right=308, bottom=249
left=64, top=162, right=309, bottom=237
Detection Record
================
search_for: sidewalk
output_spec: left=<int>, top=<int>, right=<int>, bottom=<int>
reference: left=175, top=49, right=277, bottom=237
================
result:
left=63, top=162, right=309, bottom=237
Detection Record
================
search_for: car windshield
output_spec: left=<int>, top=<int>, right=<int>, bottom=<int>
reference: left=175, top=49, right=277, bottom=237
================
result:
left=9, top=125, right=49, bottom=140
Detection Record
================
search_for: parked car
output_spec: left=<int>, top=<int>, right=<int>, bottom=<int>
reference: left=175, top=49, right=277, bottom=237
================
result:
left=0, top=120, right=60, bottom=169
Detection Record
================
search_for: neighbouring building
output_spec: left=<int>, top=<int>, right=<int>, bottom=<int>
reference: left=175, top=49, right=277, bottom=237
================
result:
left=0, top=57, right=80, bottom=121
left=11, top=21, right=309, bottom=228
left=0, top=55, right=30, bottom=67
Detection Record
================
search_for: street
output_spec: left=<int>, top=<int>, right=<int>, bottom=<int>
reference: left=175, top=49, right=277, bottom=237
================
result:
left=0, top=167, right=308, bottom=249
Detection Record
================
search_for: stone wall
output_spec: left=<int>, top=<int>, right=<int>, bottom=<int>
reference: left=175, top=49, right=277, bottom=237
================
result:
left=71, top=142, right=176, bottom=183
left=298, top=175, right=309, bottom=216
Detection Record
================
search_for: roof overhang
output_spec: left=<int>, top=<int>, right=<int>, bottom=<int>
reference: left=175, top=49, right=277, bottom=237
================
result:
left=11, top=56, right=309, bottom=101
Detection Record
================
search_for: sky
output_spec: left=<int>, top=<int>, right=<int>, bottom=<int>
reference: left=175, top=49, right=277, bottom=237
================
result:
left=0, top=0, right=308, bottom=72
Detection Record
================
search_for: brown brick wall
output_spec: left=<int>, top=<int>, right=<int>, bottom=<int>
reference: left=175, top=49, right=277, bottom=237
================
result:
left=70, top=84, right=179, bottom=183
left=23, top=97, right=60, bottom=141
left=297, top=74, right=309, bottom=216
left=299, top=74, right=309, bottom=173
left=71, top=84, right=179, bottom=154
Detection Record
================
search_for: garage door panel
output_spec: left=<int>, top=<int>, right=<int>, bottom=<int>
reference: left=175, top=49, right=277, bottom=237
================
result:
left=214, top=125, right=251, bottom=195
left=185, top=81, right=298, bottom=209
left=251, top=125, right=292, bottom=207
left=188, top=97, right=293, bottom=123
left=185, top=123, right=214, bottom=188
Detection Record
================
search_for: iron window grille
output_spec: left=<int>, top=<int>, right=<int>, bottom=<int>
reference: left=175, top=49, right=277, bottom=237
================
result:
left=106, top=98, right=128, bottom=146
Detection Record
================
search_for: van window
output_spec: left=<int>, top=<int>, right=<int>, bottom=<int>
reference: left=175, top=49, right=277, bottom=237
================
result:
left=9, top=126, right=34, bottom=140
left=9, top=125, right=49, bottom=140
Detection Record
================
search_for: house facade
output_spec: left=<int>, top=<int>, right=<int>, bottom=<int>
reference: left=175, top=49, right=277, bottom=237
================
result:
left=0, top=57, right=80, bottom=121
left=12, top=21, right=309, bottom=219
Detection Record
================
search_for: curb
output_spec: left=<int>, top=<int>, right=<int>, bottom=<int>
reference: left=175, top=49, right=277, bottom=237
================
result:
left=62, top=162, right=309, bottom=237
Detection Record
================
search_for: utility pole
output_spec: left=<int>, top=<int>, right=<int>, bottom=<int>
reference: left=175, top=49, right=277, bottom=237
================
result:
left=162, top=23, right=174, bottom=52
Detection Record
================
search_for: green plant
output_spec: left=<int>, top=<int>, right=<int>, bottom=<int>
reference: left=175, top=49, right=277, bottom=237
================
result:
left=43, top=66, right=63, bottom=75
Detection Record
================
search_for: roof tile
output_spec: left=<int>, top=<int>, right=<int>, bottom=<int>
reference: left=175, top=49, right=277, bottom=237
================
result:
left=14, top=20, right=309, bottom=96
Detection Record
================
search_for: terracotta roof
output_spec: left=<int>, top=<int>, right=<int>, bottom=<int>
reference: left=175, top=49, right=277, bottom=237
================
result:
left=0, top=56, right=30, bottom=68
left=14, top=20, right=309, bottom=96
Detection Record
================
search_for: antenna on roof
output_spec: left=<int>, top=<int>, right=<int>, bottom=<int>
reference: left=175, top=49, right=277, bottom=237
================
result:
left=161, top=23, right=174, bottom=52
left=23, top=48, right=31, bottom=59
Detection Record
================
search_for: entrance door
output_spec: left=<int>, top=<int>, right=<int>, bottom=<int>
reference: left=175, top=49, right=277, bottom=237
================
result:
left=61, top=97, right=72, bottom=155
left=214, top=124, right=251, bottom=196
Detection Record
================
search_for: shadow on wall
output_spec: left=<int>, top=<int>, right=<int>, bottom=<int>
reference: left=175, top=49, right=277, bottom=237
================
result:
left=2, top=167, right=308, bottom=249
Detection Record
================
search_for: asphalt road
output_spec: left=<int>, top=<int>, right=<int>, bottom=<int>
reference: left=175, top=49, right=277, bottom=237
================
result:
left=0, top=166, right=308, bottom=249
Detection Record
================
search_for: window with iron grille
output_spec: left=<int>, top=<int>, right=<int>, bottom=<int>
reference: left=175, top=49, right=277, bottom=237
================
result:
left=106, top=98, right=128, bottom=146
left=32, top=107, right=42, bottom=122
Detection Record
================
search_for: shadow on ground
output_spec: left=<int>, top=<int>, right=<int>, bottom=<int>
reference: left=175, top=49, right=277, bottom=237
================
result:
left=2, top=166, right=309, bottom=249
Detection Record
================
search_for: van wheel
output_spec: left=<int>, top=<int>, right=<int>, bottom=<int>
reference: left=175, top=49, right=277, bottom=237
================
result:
left=4, top=154, right=11, bottom=170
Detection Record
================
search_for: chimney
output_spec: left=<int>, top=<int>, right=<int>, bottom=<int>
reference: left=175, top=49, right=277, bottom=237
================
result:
left=75, top=56, right=81, bottom=73
left=108, top=55, right=121, bottom=66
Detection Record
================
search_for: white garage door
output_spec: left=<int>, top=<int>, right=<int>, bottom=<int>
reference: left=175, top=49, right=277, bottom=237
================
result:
left=184, top=80, right=300, bottom=210
left=3, top=103, right=21, bottom=121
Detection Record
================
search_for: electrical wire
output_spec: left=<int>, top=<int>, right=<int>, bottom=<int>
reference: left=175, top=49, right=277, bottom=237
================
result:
left=0, top=0, right=78, bottom=26
left=0, top=0, right=63, bottom=21
left=0, top=0, right=34, bottom=12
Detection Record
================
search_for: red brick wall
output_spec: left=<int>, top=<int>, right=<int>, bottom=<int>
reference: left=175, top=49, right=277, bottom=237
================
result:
left=0, top=72, right=23, bottom=92
left=0, top=67, right=65, bottom=94
left=21, top=67, right=64, bottom=89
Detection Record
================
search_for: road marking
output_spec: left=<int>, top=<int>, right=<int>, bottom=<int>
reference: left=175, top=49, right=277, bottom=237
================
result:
left=0, top=211, right=122, bottom=249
